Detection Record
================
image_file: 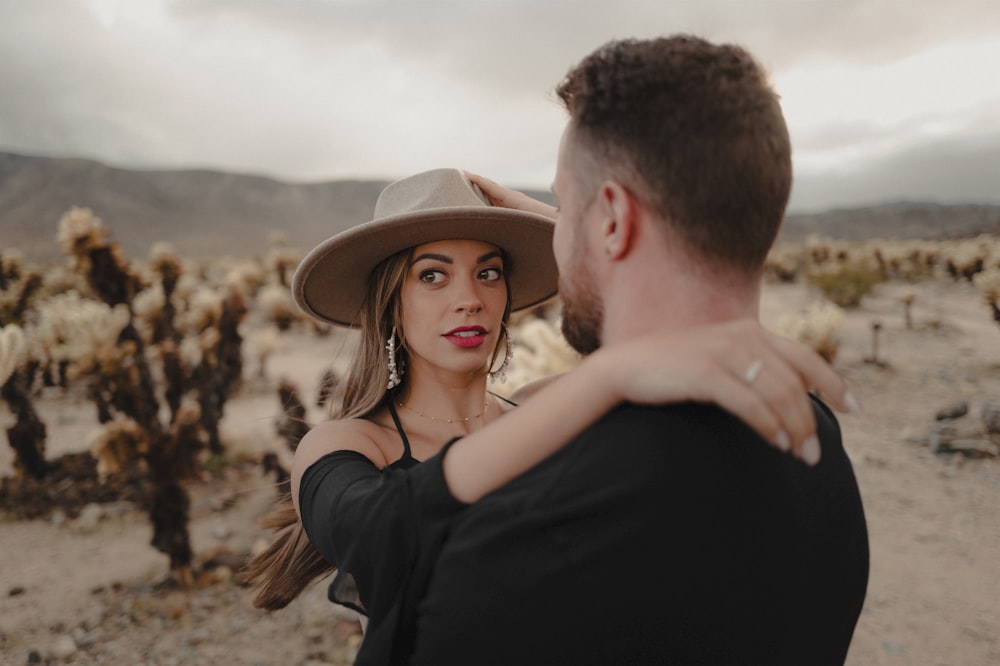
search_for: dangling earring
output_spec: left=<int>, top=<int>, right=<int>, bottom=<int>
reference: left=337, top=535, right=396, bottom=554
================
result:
left=386, top=326, right=403, bottom=389
left=490, top=324, right=514, bottom=385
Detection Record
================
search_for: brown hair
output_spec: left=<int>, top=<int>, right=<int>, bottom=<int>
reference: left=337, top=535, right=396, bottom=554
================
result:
left=555, top=35, right=792, bottom=274
left=244, top=245, right=512, bottom=610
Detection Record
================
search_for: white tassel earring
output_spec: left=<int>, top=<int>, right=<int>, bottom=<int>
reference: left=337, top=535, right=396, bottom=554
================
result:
left=490, top=324, right=514, bottom=385
left=386, top=326, right=403, bottom=389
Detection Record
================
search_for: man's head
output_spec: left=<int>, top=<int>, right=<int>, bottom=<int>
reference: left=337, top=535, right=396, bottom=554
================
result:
left=551, top=35, right=792, bottom=352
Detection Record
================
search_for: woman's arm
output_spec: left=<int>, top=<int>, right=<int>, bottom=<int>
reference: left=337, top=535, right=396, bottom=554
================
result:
left=286, top=318, right=853, bottom=646
left=443, top=319, right=856, bottom=503
left=291, top=419, right=389, bottom=515
left=467, top=171, right=558, bottom=220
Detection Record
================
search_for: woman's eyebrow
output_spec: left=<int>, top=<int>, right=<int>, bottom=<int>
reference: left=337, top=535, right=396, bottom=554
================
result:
left=477, top=251, right=502, bottom=263
left=412, top=251, right=502, bottom=264
left=412, top=253, right=452, bottom=264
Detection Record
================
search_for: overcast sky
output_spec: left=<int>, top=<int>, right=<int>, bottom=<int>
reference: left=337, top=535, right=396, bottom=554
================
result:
left=2, top=0, right=998, bottom=213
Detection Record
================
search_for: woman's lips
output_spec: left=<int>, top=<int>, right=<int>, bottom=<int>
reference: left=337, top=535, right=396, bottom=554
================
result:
left=443, top=326, right=487, bottom=348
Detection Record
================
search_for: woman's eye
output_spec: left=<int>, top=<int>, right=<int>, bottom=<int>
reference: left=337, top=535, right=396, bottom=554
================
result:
left=479, top=267, right=503, bottom=281
left=419, top=269, right=446, bottom=284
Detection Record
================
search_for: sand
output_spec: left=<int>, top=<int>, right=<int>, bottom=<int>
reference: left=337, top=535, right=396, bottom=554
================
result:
left=1, top=278, right=998, bottom=665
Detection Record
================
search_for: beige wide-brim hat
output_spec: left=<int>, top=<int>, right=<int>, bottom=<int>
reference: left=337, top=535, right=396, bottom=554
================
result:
left=293, top=168, right=559, bottom=327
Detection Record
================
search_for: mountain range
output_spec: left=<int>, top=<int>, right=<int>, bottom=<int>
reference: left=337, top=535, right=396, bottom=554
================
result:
left=2, top=151, right=998, bottom=262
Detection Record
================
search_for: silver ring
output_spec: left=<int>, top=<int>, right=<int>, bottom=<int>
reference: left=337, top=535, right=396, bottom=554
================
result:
left=743, top=359, right=763, bottom=385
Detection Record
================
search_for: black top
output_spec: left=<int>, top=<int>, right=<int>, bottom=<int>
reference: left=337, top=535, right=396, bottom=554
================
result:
left=300, top=396, right=512, bottom=663
left=319, top=402, right=423, bottom=612
left=301, top=397, right=869, bottom=665
left=407, top=399, right=870, bottom=665
left=299, top=443, right=465, bottom=664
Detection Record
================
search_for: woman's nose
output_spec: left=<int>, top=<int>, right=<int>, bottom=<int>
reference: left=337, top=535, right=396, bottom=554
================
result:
left=454, top=279, right=484, bottom=314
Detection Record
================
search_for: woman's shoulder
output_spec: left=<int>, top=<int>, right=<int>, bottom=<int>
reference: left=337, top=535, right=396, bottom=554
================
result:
left=296, top=417, right=391, bottom=472
left=507, top=373, right=564, bottom=404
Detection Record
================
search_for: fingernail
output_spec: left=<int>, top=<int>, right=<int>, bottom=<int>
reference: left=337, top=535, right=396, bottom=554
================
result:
left=801, top=435, right=821, bottom=465
left=844, top=391, right=862, bottom=415
left=775, top=430, right=791, bottom=452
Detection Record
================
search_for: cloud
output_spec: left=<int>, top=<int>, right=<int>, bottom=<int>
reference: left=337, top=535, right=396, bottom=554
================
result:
left=1, top=0, right=998, bottom=209
left=790, top=129, right=1000, bottom=212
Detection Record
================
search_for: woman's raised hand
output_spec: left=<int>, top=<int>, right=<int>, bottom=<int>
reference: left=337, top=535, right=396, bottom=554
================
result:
left=594, top=319, right=860, bottom=465
left=465, top=172, right=558, bottom=220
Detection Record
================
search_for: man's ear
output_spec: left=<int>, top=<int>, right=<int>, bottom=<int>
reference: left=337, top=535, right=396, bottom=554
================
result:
left=598, top=181, right=640, bottom=260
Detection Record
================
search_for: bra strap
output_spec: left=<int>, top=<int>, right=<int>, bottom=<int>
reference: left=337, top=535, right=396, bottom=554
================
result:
left=386, top=400, right=414, bottom=461
left=489, top=390, right=518, bottom=407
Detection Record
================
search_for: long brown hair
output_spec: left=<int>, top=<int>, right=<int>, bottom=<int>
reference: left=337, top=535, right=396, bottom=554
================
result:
left=244, top=244, right=511, bottom=610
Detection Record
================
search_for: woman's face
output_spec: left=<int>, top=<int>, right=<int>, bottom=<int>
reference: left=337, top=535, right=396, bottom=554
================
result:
left=399, top=239, right=508, bottom=380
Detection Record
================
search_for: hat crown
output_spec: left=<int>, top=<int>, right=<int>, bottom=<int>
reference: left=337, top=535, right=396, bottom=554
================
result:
left=374, top=169, right=489, bottom=220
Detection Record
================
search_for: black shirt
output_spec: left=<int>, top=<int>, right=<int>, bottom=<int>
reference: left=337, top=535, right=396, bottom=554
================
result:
left=408, top=399, right=869, bottom=665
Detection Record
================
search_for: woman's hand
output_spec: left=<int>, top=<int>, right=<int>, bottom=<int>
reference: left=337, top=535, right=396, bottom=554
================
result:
left=592, top=319, right=859, bottom=465
left=465, top=172, right=558, bottom=220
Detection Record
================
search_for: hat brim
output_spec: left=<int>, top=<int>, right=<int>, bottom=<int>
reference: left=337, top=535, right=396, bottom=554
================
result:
left=293, top=206, right=559, bottom=327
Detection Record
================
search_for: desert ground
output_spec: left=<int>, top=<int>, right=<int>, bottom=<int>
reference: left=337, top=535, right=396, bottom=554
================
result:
left=1, top=277, right=998, bottom=665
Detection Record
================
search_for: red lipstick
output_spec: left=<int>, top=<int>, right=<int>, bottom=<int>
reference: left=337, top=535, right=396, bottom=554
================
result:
left=443, top=326, right=487, bottom=348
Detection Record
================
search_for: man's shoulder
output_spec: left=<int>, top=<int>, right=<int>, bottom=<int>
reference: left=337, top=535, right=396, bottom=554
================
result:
left=583, top=397, right=842, bottom=451
left=579, top=401, right=758, bottom=448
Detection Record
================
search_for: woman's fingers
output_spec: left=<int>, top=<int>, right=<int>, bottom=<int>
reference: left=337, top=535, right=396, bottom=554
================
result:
left=733, top=349, right=821, bottom=463
left=600, top=319, right=857, bottom=466
left=763, top=329, right=859, bottom=415
left=680, top=321, right=851, bottom=465
left=464, top=171, right=558, bottom=219
left=698, top=368, right=790, bottom=452
left=613, top=328, right=818, bottom=463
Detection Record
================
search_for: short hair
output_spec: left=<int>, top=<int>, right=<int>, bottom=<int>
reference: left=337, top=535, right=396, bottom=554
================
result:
left=556, top=35, right=792, bottom=273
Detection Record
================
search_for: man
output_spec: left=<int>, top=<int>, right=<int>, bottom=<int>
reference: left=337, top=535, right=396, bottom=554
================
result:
left=407, top=35, right=869, bottom=664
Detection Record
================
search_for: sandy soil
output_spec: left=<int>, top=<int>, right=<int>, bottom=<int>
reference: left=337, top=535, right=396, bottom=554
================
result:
left=1, top=278, right=998, bottom=665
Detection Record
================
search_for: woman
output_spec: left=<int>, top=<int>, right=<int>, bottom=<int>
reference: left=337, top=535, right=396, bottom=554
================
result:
left=245, top=168, right=852, bottom=648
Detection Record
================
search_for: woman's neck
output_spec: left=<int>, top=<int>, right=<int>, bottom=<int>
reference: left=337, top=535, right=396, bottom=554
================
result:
left=397, top=368, right=493, bottom=430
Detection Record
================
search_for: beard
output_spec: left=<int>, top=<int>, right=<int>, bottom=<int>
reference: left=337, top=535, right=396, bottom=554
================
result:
left=559, top=274, right=603, bottom=356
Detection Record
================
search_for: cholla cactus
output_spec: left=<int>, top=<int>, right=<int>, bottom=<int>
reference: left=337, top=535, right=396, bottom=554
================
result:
left=973, top=267, right=1000, bottom=328
left=4, top=208, right=261, bottom=584
left=265, top=232, right=303, bottom=288
left=0, top=251, right=42, bottom=327
left=901, top=290, right=917, bottom=330
left=865, top=320, right=887, bottom=366
left=0, top=324, right=24, bottom=388
left=275, top=379, right=310, bottom=451
left=189, top=284, right=247, bottom=454
left=870, top=239, right=939, bottom=281
left=493, top=316, right=582, bottom=398
left=804, top=235, right=852, bottom=266
left=132, top=283, right=167, bottom=344
left=0, top=250, right=23, bottom=294
left=57, top=206, right=107, bottom=257
left=148, top=243, right=183, bottom=343
left=764, top=244, right=806, bottom=283
left=132, top=245, right=187, bottom=345
left=258, top=283, right=299, bottom=331
left=246, top=326, right=281, bottom=379
left=941, top=236, right=995, bottom=282
left=0, top=324, right=48, bottom=479
left=57, top=207, right=144, bottom=307
left=88, top=416, right=149, bottom=480
left=777, top=301, right=845, bottom=364
left=26, top=291, right=131, bottom=383
left=177, top=286, right=224, bottom=334
left=224, top=259, right=267, bottom=298
left=37, top=263, right=93, bottom=301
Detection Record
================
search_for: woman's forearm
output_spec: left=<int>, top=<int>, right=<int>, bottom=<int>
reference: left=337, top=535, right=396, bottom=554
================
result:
left=442, top=320, right=855, bottom=503
left=443, top=349, right=624, bottom=503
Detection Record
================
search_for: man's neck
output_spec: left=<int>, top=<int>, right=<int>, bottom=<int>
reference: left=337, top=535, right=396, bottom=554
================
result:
left=601, top=262, right=762, bottom=346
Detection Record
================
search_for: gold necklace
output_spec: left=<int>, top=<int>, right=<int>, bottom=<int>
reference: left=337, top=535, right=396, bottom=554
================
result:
left=398, top=397, right=490, bottom=424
